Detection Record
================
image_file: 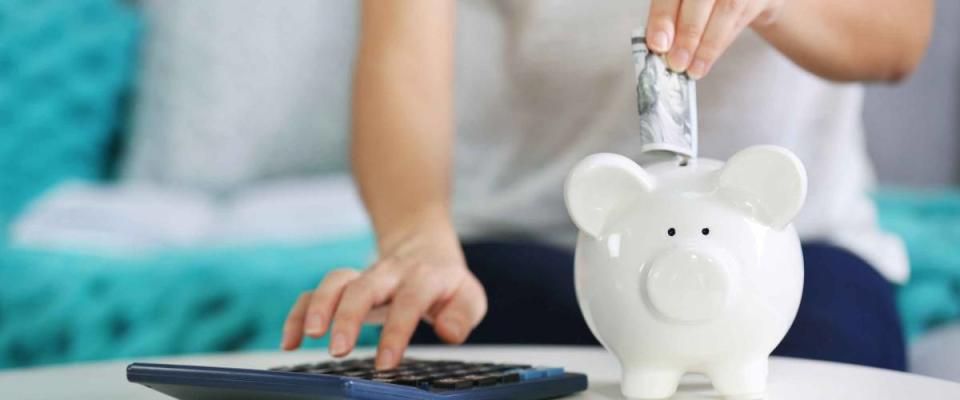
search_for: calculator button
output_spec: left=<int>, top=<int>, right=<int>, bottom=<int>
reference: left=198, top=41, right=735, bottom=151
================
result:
left=342, top=370, right=372, bottom=378
left=495, top=371, right=521, bottom=383
left=514, top=366, right=565, bottom=381
left=461, top=374, right=498, bottom=387
left=290, top=364, right=313, bottom=372
left=394, top=375, right=428, bottom=387
left=460, top=374, right=485, bottom=384
left=514, top=368, right=545, bottom=381
left=320, top=367, right=346, bottom=374
left=432, top=377, right=473, bottom=390
left=423, top=371, right=453, bottom=381
left=438, top=361, right=467, bottom=369
left=535, top=366, right=565, bottom=378
left=305, top=369, right=333, bottom=375
left=372, top=371, right=399, bottom=379
left=470, top=366, right=499, bottom=374
left=497, top=364, right=532, bottom=371
left=414, top=366, right=441, bottom=374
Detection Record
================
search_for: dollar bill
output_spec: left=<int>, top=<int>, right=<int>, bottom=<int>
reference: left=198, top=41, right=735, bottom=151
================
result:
left=632, top=29, right=698, bottom=159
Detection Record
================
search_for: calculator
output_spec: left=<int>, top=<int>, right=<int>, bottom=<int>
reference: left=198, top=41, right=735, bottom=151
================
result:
left=127, top=357, right=588, bottom=399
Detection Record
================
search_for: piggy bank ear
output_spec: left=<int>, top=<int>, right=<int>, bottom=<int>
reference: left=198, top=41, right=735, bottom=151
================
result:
left=565, top=153, right=655, bottom=238
left=718, top=145, right=808, bottom=230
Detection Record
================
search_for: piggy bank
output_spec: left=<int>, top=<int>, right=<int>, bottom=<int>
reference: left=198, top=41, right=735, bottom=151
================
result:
left=565, top=146, right=807, bottom=399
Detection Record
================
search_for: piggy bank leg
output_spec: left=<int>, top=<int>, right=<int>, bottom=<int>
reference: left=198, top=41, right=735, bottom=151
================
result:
left=707, top=358, right=768, bottom=399
left=620, top=367, right=683, bottom=399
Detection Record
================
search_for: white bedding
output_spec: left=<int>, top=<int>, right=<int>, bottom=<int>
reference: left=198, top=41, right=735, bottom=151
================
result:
left=10, top=174, right=371, bottom=254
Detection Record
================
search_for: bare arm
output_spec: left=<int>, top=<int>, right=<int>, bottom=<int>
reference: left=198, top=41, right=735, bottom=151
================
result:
left=352, top=0, right=455, bottom=239
left=646, top=0, right=934, bottom=82
left=283, top=0, right=487, bottom=370
left=755, top=0, right=934, bottom=82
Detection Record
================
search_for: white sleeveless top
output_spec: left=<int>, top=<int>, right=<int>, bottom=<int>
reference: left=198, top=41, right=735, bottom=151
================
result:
left=450, top=1, right=908, bottom=282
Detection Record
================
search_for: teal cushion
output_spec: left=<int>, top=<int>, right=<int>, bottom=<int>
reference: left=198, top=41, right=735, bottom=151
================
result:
left=0, top=0, right=139, bottom=226
left=0, top=234, right=380, bottom=369
left=875, top=189, right=960, bottom=340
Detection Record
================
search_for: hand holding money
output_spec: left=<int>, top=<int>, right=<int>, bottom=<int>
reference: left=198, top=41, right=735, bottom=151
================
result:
left=644, top=0, right=785, bottom=79
left=633, top=30, right=697, bottom=159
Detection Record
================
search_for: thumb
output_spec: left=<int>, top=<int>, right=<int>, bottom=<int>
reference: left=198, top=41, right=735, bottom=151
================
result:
left=431, top=276, right=487, bottom=344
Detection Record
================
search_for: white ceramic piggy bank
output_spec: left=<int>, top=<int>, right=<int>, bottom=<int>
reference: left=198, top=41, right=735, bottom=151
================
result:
left=565, top=146, right=807, bottom=399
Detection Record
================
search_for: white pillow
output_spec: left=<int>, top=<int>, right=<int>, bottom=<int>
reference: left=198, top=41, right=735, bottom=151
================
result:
left=11, top=175, right=372, bottom=254
left=122, top=0, right=358, bottom=192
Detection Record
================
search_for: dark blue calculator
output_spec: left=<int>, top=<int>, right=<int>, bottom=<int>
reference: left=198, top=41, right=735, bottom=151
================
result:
left=127, top=357, right=588, bottom=399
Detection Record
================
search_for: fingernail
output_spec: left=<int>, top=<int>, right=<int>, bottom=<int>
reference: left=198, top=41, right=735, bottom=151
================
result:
left=668, top=49, right=691, bottom=72
left=330, top=332, right=347, bottom=356
left=306, top=314, right=324, bottom=335
left=650, top=31, right=670, bottom=52
left=442, top=317, right=462, bottom=340
left=280, top=334, right=290, bottom=350
left=376, top=348, right=396, bottom=370
left=687, top=59, right=707, bottom=79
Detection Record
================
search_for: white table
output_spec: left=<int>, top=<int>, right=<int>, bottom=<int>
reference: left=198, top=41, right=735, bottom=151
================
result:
left=1, top=346, right=958, bottom=399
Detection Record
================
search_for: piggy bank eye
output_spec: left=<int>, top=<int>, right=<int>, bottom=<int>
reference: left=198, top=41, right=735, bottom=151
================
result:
left=701, top=227, right=710, bottom=236
left=667, top=228, right=676, bottom=237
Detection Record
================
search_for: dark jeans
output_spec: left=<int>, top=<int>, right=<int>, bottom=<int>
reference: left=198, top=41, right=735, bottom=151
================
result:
left=412, top=240, right=907, bottom=371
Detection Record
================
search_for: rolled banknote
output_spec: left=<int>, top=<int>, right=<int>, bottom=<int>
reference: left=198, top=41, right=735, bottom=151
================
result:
left=632, top=28, right=698, bottom=158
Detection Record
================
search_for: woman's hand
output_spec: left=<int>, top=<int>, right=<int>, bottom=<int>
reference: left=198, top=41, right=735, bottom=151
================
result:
left=645, top=0, right=785, bottom=79
left=295, top=0, right=466, bottom=371
left=281, top=219, right=487, bottom=370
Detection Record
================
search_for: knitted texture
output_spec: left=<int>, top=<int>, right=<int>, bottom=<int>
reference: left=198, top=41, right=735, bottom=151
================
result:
left=0, top=0, right=139, bottom=226
left=0, top=235, right=380, bottom=369
left=875, top=190, right=960, bottom=341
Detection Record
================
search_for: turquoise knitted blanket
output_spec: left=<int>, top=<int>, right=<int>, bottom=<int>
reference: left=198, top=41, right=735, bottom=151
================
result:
left=0, top=0, right=140, bottom=226
left=876, top=189, right=960, bottom=341
left=0, top=235, right=380, bottom=369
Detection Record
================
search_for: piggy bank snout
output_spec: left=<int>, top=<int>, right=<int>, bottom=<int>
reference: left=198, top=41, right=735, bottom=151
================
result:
left=644, top=249, right=735, bottom=323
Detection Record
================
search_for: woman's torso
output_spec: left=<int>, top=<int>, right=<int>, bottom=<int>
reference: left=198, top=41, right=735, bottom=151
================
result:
left=451, top=0, right=908, bottom=282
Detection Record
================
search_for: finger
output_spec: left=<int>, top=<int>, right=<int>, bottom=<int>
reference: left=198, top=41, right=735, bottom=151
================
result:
left=431, top=276, right=487, bottom=344
left=328, top=268, right=400, bottom=358
left=668, top=0, right=716, bottom=72
left=281, top=292, right=312, bottom=350
left=646, top=0, right=681, bottom=53
left=375, top=267, right=453, bottom=369
left=303, top=269, right=361, bottom=338
left=364, top=304, right=390, bottom=325
left=688, top=0, right=748, bottom=79
left=750, top=0, right=783, bottom=27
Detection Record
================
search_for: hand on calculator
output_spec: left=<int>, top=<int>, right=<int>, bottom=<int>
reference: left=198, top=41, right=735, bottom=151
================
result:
left=281, top=220, right=488, bottom=370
